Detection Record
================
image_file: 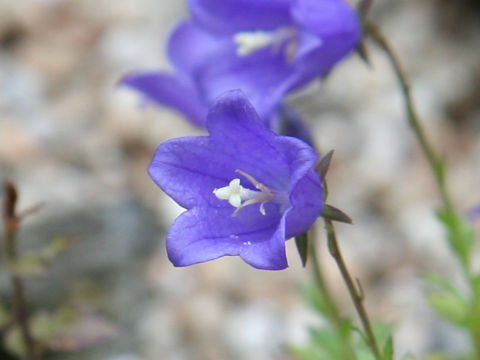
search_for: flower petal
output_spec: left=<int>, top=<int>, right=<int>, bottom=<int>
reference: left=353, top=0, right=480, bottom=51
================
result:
left=121, top=72, right=207, bottom=127
left=272, top=135, right=318, bottom=189
left=272, top=136, right=323, bottom=237
left=196, top=50, right=301, bottom=119
left=285, top=169, right=323, bottom=237
left=148, top=134, right=289, bottom=209
left=149, top=91, right=320, bottom=210
left=206, top=90, right=302, bottom=187
left=291, top=0, right=360, bottom=40
left=291, top=0, right=361, bottom=78
left=270, top=104, right=315, bottom=146
left=167, top=20, right=222, bottom=74
left=188, top=0, right=292, bottom=35
left=167, top=206, right=288, bottom=269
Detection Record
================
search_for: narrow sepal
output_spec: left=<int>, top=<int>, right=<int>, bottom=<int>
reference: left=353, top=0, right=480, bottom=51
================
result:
left=295, top=232, right=309, bottom=267
left=322, top=204, right=353, bottom=224
left=357, top=0, right=374, bottom=20
left=315, top=150, right=334, bottom=182
left=356, top=41, right=372, bottom=66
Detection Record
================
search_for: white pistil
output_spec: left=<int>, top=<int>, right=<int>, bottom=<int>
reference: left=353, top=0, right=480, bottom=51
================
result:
left=213, top=170, right=275, bottom=216
left=233, top=27, right=297, bottom=57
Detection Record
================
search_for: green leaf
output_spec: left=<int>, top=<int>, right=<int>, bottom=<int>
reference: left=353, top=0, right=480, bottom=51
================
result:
left=8, top=238, right=69, bottom=277
left=295, top=233, right=309, bottom=267
left=40, top=237, right=68, bottom=261
left=31, top=306, right=77, bottom=344
left=424, top=354, right=450, bottom=360
left=353, top=323, right=393, bottom=360
left=5, top=326, right=25, bottom=358
left=402, top=354, right=417, bottom=360
left=303, top=285, right=330, bottom=316
left=423, top=274, right=457, bottom=292
left=0, top=301, right=11, bottom=328
left=471, top=275, right=480, bottom=298
left=382, top=336, right=394, bottom=360
left=427, top=291, right=469, bottom=326
left=437, top=209, right=474, bottom=267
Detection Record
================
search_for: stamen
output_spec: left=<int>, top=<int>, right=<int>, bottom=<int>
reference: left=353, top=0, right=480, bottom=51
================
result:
left=233, top=27, right=297, bottom=57
left=234, top=31, right=274, bottom=56
left=213, top=170, right=276, bottom=216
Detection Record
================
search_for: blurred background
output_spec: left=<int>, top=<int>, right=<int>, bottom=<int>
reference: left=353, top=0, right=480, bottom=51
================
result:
left=0, top=0, right=479, bottom=359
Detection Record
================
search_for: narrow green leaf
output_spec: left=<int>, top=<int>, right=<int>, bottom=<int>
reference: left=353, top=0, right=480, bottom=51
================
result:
left=427, top=291, right=469, bottom=326
left=5, top=326, right=25, bottom=358
left=8, top=238, right=69, bottom=277
left=471, top=275, right=480, bottom=298
left=423, top=274, right=457, bottom=294
left=0, top=301, right=11, bottom=328
left=382, top=336, right=394, bottom=360
left=303, top=285, right=330, bottom=316
left=437, top=209, right=474, bottom=268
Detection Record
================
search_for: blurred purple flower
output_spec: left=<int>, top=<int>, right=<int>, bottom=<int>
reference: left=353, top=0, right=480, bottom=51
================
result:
left=468, top=204, right=480, bottom=221
left=122, top=0, right=361, bottom=128
left=149, top=90, right=323, bottom=269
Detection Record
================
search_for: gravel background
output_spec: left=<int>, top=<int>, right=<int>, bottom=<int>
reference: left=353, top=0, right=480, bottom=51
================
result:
left=0, top=0, right=479, bottom=359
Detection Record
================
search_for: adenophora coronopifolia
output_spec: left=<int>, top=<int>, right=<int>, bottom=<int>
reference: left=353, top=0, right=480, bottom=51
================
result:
left=149, top=90, right=323, bottom=270
left=122, top=0, right=361, bottom=129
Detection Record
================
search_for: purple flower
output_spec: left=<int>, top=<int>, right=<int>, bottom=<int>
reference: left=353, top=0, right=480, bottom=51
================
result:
left=467, top=204, right=480, bottom=221
left=122, top=0, right=361, bottom=128
left=149, top=90, right=323, bottom=269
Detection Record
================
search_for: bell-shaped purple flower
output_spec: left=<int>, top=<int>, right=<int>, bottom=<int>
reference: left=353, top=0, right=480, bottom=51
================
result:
left=122, top=0, right=361, bottom=128
left=149, top=90, right=323, bottom=269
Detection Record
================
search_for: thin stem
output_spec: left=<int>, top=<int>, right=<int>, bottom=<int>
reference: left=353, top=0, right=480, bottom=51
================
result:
left=325, top=219, right=382, bottom=360
left=365, top=22, right=453, bottom=211
left=5, top=232, right=37, bottom=360
left=308, top=227, right=357, bottom=360
left=366, top=22, right=480, bottom=357
left=3, top=182, right=37, bottom=360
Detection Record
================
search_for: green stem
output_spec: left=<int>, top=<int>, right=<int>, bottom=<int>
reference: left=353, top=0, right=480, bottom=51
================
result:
left=366, top=21, right=480, bottom=357
left=5, top=231, right=37, bottom=360
left=365, top=22, right=453, bottom=212
left=3, top=181, right=37, bottom=360
left=325, top=219, right=382, bottom=360
left=308, top=228, right=357, bottom=360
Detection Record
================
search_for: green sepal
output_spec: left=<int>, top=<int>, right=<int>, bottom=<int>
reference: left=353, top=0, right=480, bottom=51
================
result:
left=322, top=204, right=353, bottom=224
left=357, top=0, right=373, bottom=19
left=315, top=150, right=334, bottom=182
left=295, top=232, right=309, bottom=267
left=356, top=41, right=372, bottom=66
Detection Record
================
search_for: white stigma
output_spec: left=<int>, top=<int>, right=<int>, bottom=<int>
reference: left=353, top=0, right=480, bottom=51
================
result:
left=213, top=178, right=255, bottom=208
left=213, top=170, right=276, bottom=216
left=233, top=27, right=297, bottom=57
